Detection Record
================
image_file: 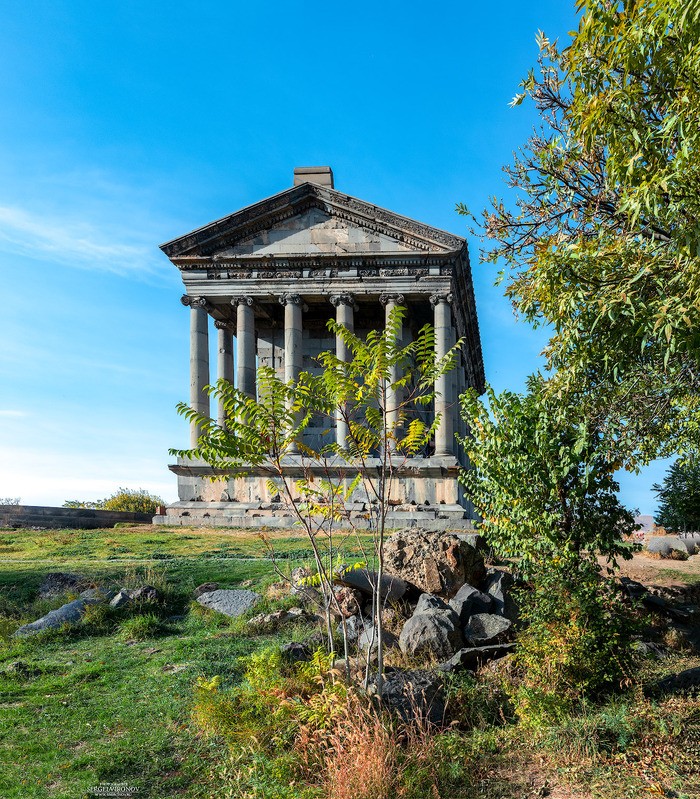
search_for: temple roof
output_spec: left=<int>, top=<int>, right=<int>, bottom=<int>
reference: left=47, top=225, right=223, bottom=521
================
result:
left=160, top=182, right=466, bottom=262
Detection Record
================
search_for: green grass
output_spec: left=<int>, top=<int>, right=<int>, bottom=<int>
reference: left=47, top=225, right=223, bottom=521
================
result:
left=0, top=526, right=336, bottom=799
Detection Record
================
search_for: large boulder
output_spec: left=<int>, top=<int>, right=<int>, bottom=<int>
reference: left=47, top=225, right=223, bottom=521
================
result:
left=646, top=536, right=692, bottom=557
left=449, top=584, right=493, bottom=625
left=14, top=598, right=100, bottom=637
left=336, top=567, right=407, bottom=601
left=383, top=528, right=485, bottom=598
left=464, top=613, right=512, bottom=646
left=370, top=669, right=445, bottom=725
left=196, top=589, right=260, bottom=617
left=399, top=609, right=463, bottom=660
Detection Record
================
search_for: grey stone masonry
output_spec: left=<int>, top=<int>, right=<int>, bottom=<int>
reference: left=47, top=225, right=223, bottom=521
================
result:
left=158, top=167, right=485, bottom=527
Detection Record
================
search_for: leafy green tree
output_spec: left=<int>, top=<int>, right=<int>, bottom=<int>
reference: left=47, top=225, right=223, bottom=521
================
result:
left=172, top=306, right=460, bottom=688
left=467, top=0, right=700, bottom=465
left=63, top=488, right=164, bottom=514
left=460, top=377, right=638, bottom=718
left=653, top=459, right=700, bottom=532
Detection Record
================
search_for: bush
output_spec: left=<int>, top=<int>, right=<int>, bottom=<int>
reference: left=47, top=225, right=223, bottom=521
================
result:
left=511, top=562, right=637, bottom=726
left=118, top=612, right=162, bottom=641
left=63, top=488, right=165, bottom=514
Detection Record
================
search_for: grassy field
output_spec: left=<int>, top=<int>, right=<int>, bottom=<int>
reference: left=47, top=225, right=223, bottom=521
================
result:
left=1, top=526, right=699, bottom=799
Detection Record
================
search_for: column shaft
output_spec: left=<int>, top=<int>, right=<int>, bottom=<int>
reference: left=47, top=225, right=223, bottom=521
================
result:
left=184, top=297, right=210, bottom=448
left=216, top=323, right=234, bottom=427
left=380, top=293, right=404, bottom=450
left=433, top=294, right=454, bottom=457
left=280, top=294, right=303, bottom=454
left=235, top=298, right=256, bottom=399
left=331, top=295, right=355, bottom=450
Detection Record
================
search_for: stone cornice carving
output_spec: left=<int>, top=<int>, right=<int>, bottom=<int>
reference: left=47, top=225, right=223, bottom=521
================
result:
left=429, top=292, right=454, bottom=307
left=181, top=295, right=210, bottom=310
left=329, top=293, right=355, bottom=308
left=278, top=293, right=304, bottom=306
left=379, top=293, right=405, bottom=306
left=160, top=183, right=465, bottom=259
left=230, top=295, right=254, bottom=307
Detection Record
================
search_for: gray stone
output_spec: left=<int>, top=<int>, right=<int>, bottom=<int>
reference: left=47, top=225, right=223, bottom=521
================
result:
left=280, top=641, right=312, bottom=664
left=37, top=572, right=87, bottom=599
left=194, top=582, right=219, bottom=598
left=448, top=584, right=493, bottom=624
left=483, top=569, right=519, bottom=622
left=14, top=598, right=100, bottom=637
left=196, top=588, right=260, bottom=617
left=130, top=585, right=161, bottom=602
left=646, top=536, right=692, bottom=556
left=339, top=614, right=371, bottom=645
left=465, top=613, right=512, bottom=646
left=333, top=586, right=363, bottom=618
left=437, top=643, right=516, bottom=673
left=357, top=625, right=399, bottom=654
left=79, top=587, right=114, bottom=601
left=399, top=610, right=463, bottom=660
left=337, top=567, right=407, bottom=601
left=383, top=528, right=485, bottom=598
left=414, top=593, right=461, bottom=627
left=370, top=669, right=445, bottom=725
left=110, top=589, right=132, bottom=608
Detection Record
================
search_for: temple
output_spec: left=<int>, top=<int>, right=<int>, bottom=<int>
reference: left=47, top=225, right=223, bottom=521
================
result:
left=154, top=167, right=484, bottom=528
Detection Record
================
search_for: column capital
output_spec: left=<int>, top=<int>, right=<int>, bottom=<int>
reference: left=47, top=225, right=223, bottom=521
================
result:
left=330, top=293, right=356, bottom=308
left=230, top=295, right=254, bottom=307
left=429, top=292, right=453, bottom=308
left=214, top=319, right=234, bottom=331
left=379, top=293, right=405, bottom=306
left=181, top=294, right=210, bottom=310
left=279, top=292, right=304, bottom=307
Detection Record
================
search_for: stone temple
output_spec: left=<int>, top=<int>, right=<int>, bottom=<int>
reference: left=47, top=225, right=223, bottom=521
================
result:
left=154, top=167, right=484, bottom=528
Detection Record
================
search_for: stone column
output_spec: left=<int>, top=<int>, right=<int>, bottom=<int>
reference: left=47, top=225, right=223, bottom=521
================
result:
left=181, top=295, right=210, bottom=448
left=279, top=293, right=304, bottom=454
left=431, top=292, right=454, bottom=457
left=232, top=296, right=256, bottom=399
left=214, top=320, right=234, bottom=427
left=380, top=293, right=404, bottom=449
left=330, top=294, right=355, bottom=450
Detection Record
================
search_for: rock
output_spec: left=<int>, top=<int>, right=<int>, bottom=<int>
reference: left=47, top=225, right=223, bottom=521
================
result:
left=14, top=598, right=100, bottom=637
left=196, top=589, right=260, bottom=617
left=247, top=608, right=307, bottom=629
left=130, top=585, right=161, bottom=602
left=645, top=666, right=700, bottom=699
left=632, top=641, right=668, bottom=660
left=37, top=572, right=87, bottom=599
left=79, top=587, right=114, bottom=601
left=646, top=536, right=692, bottom=557
left=110, top=589, right=132, bottom=608
left=194, top=582, right=219, bottom=598
left=290, top=566, right=313, bottom=591
left=465, top=613, right=512, bottom=646
left=399, top=610, right=463, bottom=660
left=383, top=528, right=485, bottom=598
left=339, top=614, right=371, bottom=645
left=370, top=669, right=445, bottom=725
left=333, top=586, right=363, bottom=618
left=483, top=569, right=519, bottom=622
left=449, top=584, right=493, bottom=625
left=280, top=641, right=312, bottom=664
left=5, top=660, right=41, bottom=678
left=414, top=593, right=460, bottom=626
left=437, top=643, right=516, bottom=673
left=336, top=568, right=407, bottom=601
left=358, top=625, right=399, bottom=654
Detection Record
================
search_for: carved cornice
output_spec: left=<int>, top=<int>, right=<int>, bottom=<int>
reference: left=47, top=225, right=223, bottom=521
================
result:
left=180, top=295, right=210, bottom=310
left=214, top=319, right=235, bottom=330
left=429, top=292, right=454, bottom=307
left=379, top=293, right=405, bottom=306
left=160, top=183, right=465, bottom=259
left=278, top=292, right=304, bottom=306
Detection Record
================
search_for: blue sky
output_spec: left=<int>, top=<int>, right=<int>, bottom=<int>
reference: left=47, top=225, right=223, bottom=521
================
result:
left=0, top=1, right=668, bottom=512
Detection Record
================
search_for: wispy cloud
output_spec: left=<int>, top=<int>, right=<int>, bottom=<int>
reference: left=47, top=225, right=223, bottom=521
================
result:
left=0, top=202, right=169, bottom=279
left=0, top=409, right=27, bottom=417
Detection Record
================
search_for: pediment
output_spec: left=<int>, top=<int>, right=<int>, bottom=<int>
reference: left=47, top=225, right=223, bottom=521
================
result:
left=161, top=183, right=464, bottom=260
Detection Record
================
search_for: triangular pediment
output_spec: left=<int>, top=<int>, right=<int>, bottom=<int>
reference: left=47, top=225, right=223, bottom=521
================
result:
left=161, top=183, right=464, bottom=260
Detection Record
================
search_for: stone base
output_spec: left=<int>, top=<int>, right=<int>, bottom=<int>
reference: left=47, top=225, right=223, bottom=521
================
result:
left=161, top=455, right=475, bottom=529
left=153, top=501, right=474, bottom=530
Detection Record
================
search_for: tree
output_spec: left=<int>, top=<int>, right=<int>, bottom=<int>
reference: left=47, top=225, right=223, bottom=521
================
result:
left=172, top=306, right=460, bottom=689
left=459, top=376, right=638, bottom=718
left=653, top=459, right=700, bottom=532
left=466, top=0, right=700, bottom=465
left=62, top=488, right=165, bottom=514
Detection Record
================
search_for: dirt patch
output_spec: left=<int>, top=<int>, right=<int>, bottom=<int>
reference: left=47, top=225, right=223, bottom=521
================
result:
left=600, top=552, right=700, bottom=589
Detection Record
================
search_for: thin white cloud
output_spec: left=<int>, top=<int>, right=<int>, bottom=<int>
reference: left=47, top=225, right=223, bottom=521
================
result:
left=0, top=203, right=168, bottom=279
left=0, top=409, right=27, bottom=417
